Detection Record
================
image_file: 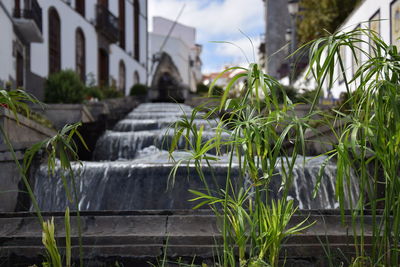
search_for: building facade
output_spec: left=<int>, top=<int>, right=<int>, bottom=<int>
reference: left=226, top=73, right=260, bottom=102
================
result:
left=261, top=0, right=291, bottom=79
left=295, top=0, right=394, bottom=100
left=149, top=17, right=202, bottom=93
left=0, top=0, right=148, bottom=99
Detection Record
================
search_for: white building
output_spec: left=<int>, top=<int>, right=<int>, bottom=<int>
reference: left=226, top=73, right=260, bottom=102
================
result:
left=149, top=17, right=202, bottom=92
left=295, top=0, right=392, bottom=100
left=0, top=0, right=148, bottom=99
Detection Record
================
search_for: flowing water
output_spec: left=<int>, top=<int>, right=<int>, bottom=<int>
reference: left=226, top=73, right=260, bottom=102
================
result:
left=34, top=103, right=358, bottom=211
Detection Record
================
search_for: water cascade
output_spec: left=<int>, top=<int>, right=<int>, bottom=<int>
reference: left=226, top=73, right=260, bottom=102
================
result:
left=34, top=103, right=358, bottom=211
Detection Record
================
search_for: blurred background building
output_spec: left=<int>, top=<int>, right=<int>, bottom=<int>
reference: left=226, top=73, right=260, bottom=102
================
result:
left=0, top=0, right=148, bottom=99
left=295, top=0, right=392, bottom=101
left=149, top=16, right=203, bottom=94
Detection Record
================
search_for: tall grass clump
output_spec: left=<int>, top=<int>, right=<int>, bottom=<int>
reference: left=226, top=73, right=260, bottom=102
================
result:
left=0, top=88, right=87, bottom=266
left=304, top=27, right=400, bottom=266
left=169, top=63, right=319, bottom=266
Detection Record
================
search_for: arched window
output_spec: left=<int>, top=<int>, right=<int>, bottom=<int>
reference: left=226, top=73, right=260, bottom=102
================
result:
left=134, top=71, right=140, bottom=84
left=98, top=48, right=109, bottom=87
left=133, top=0, right=140, bottom=61
left=76, top=0, right=85, bottom=17
left=98, top=0, right=108, bottom=7
left=48, top=8, right=61, bottom=74
left=75, top=28, right=86, bottom=82
left=119, top=0, right=125, bottom=49
left=119, top=60, right=126, bottom=91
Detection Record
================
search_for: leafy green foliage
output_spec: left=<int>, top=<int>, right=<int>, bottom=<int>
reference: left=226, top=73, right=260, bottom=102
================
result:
left=102, top=86, right=124, bottom=99
left=274, top=85, right=298, bottom=103
left=297, top=0, right=361, bottom=44
left=129, top=83, right=148, bottom=96
left=0, top=89, right=40, bottom=118
left=45, top=70, right=85, bottom=104
left=210, top=85, right=224, bottom=97
left=0, top=89, right=85, bottom=266
left=170, top=63, right=318, bottom=266
left=84, top=86, right=104, bottom=101
left=196, top=83, right=209, bottom=94
left=42, top=217, right=62, bottom=267
left=298, top=88, right=323, bottom=104
left=24, top=122, right=88, bottom=267
left=41, top=208, right=72, bottom=267
left=304, top=27, right=400, bottom=266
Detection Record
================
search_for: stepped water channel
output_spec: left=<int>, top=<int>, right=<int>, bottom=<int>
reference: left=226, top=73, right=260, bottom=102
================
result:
left=34, top=103, right=358, bottom=211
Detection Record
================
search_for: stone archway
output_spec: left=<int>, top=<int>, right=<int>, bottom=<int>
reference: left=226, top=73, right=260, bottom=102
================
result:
left=149, top=52, right=188, bottom=103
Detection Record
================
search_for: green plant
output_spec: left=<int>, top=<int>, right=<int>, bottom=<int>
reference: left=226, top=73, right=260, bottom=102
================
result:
left=196, top=83, right=209, bottom=94
left=304, top=27, right=400, bottom=266
left=44, top=70, right=85, bottom=104
left=84, top=86, right=104, bottom=101
left=170, top=64, right=317, bottom=266
left=24, top=122, right=88, bottom=267
left=298, top=88, right=323, bottom=104
left=42, top=208, right=71, bottom=267
left=42, top=217, right=61, bottom=267
left=209, top=85, right=224, bottom=97
left=0, top=89, right=86, bottom=266
left=102, top=86, right=124, bottom=99
left=297, top=0, right=361, bottom=44
left=274, top=85, right=299, bottom=104
left=129, top=83, right=148, bottom=96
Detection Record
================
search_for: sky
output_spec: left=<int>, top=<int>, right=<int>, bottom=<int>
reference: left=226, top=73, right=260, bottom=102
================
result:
left=148, top=0, right=265, bottom=74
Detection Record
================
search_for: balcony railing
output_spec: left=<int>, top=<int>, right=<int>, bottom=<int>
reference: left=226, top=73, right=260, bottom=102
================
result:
left=13, top=0, right=42, bottom=33
left=96, top=4, right=119, bottom=43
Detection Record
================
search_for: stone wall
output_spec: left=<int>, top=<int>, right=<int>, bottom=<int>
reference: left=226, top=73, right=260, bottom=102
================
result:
left=0, top=109, right=56, bottom=212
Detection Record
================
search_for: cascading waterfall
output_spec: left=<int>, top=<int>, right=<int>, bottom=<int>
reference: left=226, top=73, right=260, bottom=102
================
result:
left=33, top=103, right=358, bottom=211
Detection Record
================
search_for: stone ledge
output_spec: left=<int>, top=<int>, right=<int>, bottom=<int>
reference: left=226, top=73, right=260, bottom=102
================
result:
left=0, top=210, right=376, bottom=265
left=0, top=108, right=56, bottom=140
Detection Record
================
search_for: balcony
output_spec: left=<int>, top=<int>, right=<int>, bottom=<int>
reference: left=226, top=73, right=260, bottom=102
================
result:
left=13, top=0, right=43, bottom=43
left=96, top=4, right=119, bottom=43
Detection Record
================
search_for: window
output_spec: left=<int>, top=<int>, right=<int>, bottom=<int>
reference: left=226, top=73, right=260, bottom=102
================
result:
left=16, top=51, right=24, bottom=88
left=14, top=0, right=20, bottom=17
left=98, top=48, right=109, bottom=87
left=369, top=10, right=380, bottom=55
left=49, top=8, right=61, bottom=74
left=76, top=0, right=85, bottom=17
left=119, top=60, right=126, bottom=91
left=119, top=0, right=125, bottom=49
left=352, top=25, right=361, bottom=76
left=98, top=0, right=108, bottom=7
left=134, top=71, right=140, bottom=84
left=338, top=46, right=346, bottom=83
left=76, top=28, right=86, bottom=82
left=134, top=0, right=140, bottom=61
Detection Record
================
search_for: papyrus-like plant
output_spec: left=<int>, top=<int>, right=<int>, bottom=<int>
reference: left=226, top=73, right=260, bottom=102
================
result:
left=304, top=27, right=400, bottom=266
left=169, top=63, right=318, bottom=266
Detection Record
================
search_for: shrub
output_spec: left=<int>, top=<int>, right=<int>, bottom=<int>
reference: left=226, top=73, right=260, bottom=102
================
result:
left=44, top=70, right=85, bottom=104
left=129, top=83, right=148, bottom=96
left=273, top=85, right=299, bottom=103
left=298, top=88, right=323, bottom=104
left=210, top=85, right=224, bottom=96
left=196, top=83, right=209, bottom=94
left=83, top=86, right=104, bottom=101
left=102, top=86, right=124, bottom=99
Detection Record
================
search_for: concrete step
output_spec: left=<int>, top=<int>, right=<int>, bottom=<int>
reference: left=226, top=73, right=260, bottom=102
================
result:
left=0, top=210, right=376, bottom=266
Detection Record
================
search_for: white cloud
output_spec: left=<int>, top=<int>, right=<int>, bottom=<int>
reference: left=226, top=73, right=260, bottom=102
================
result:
left=148, top=0, right=265, bottom=72
left=148, top=0, right=264, bottom=42
left=214, top=36, right=261, bottom=63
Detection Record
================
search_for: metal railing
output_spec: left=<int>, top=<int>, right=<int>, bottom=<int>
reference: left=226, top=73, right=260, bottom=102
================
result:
left=96, top=4, right=119, bottom=43
left=13, top=0, right=42, bottom=33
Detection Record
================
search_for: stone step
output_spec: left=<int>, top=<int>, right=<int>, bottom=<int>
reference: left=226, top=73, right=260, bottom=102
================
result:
left=0, top=210, right=377, bottom=266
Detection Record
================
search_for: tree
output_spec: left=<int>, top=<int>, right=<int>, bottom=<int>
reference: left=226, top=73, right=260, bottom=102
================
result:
left=297, top=0, right=361, bottom=44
